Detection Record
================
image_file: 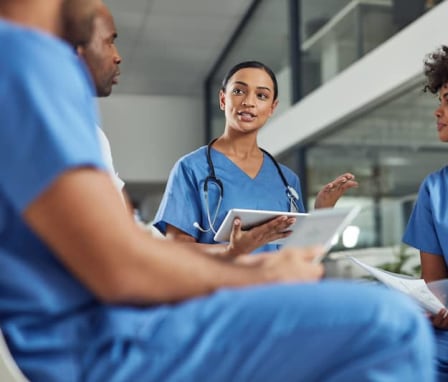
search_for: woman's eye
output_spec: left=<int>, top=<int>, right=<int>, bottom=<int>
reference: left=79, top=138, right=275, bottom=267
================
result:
left=232, top=88, right=243, bottom=95
left=258, top=93, right=268, bottom=100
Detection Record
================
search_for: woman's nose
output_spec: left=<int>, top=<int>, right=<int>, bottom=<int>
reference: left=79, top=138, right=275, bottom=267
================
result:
left=242, top=94, right=255, bottom=107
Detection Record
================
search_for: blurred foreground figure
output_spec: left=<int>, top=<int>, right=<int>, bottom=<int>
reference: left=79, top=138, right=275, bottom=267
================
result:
left=0, top=0, right=436, bottom=381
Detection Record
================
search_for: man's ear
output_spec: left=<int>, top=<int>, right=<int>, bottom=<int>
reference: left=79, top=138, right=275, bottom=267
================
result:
left=76, top=45, right=85, bottom=57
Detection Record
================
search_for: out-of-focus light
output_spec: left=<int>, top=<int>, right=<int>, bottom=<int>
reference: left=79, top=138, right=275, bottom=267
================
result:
left=342, top=225, right=360, bottom=248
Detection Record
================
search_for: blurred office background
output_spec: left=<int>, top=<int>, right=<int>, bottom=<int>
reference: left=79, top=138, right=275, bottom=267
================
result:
left=100, top=0, right=447, bottom=274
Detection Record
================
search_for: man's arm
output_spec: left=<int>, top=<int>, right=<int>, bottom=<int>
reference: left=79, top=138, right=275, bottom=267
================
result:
left=24, top=168, right=323, bottom=305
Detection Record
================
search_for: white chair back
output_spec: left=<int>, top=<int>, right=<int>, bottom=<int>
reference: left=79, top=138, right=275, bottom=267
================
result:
left=0, top=330, right=28, bottom=382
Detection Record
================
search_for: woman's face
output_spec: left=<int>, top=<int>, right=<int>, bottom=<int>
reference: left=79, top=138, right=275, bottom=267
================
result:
left=219, top=67, right=278, bottom=134
left=435, top=83, right=448, bottom=142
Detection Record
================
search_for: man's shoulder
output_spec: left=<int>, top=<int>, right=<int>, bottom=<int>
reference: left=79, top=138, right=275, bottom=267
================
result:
left=0, top=20, right=71, bottom=61
left=0, top=20, right=87, bottom=89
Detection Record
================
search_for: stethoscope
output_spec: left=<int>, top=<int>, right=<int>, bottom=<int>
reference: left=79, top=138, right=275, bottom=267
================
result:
left=194, top=138, right=301, bottom=234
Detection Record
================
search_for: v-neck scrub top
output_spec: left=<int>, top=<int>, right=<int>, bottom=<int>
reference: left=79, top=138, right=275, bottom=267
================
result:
left=154, top=146, right=305, bottom=253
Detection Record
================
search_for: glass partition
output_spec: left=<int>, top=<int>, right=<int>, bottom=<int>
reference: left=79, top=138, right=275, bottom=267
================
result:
left=279, top=79, right=448, bottom=250
left=207, top=0, right=290, bottom=140
left=301, top=0, right=396, bottom=96
left=202, top=0, right=444, bottom=252
left=205, top=0, right=431, bottom=138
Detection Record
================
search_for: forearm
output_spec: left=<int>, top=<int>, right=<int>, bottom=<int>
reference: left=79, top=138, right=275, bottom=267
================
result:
left=23, top=169, right=325, bottom=306
left=106, top=230, right=267, bottom=304
left=23, top=170, right=269, bottom=305
left=166, top=224, right=236, bottom=259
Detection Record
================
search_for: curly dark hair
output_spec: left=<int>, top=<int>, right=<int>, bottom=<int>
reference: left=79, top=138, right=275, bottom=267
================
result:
left=423, top=45, right=448, bottom=94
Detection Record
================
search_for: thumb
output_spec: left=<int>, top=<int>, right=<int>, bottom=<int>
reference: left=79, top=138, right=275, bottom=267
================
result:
left=229, top=218, right=242, bottom=239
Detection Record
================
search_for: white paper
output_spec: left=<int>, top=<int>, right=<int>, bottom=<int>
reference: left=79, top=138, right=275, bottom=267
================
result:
left=349, top=256, right=445, bottom=314
left=283, top=206, right=361, bottom=263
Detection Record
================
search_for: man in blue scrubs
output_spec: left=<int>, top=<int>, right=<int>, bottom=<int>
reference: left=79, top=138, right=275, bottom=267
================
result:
left=0, top=0, right=436, bottom=381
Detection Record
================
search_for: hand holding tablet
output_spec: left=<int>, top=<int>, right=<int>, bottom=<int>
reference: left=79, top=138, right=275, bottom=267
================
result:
left=214, top=206, right=361, bottom=262
left=213, top=209, right=308, bottom=244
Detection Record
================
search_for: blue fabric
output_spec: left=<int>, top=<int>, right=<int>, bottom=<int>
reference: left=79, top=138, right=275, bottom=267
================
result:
left=0, top=20, right=437, bottom=382
left=403, top=167, right=448, bottom=259
left=0, top=20, right=105, bottom=380
left=434, top=330, right=448, bottom=382
left=403, top=167, right=448, bottom=381
left=82, top=282, right=435, bottom=382
left=153, top=146, right=306, bottom=253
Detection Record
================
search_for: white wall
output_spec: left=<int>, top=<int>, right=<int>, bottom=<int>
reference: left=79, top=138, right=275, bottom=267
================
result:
left=98, top=2, right=448, bottom=184
left=98, top=94, right=203, bottom=183
left=259, top=1, right=448, bottom=156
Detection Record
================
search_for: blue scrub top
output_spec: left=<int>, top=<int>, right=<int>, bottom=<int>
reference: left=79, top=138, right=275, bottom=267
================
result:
left=153, top=146, right=305, bottom=253
left=403, top=166, right=448, bottom=261
left=0, top=20, right=110, bottom=380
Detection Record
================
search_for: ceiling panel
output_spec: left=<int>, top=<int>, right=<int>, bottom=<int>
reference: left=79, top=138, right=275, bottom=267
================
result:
left=104, top=0, right=253, bottom=96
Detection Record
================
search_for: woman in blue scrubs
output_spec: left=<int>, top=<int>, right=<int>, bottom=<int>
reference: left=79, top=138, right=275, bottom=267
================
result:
left=154, top=61, right=358, bottom=254
left=403, top=45, right=448, bottom=381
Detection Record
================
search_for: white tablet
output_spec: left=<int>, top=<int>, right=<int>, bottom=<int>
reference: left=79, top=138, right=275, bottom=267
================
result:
left=282, top=205, right=361, bottom=262
left=213, top=208, right=308, bottom=244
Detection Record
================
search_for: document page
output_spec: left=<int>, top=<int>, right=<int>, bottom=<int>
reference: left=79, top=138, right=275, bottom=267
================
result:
left=349, top=256, right=446, bottom=314
left=283, top=206, right=361, bottom=263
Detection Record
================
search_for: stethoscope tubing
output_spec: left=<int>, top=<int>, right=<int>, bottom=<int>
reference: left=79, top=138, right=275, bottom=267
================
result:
left=196, top=138, right=300, bottom=233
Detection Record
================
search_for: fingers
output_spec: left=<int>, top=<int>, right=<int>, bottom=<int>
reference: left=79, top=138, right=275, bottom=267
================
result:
left=431, top=308, right=448, bottom=328
left=228, top=216, right=294, bottom=256
left=249, top=216, right=296, bottom=240
left=326, top=174, right=358, bottom=192
left=262, top=246, right=325, bottom=282
left=232, top=217, right=241, bottom=230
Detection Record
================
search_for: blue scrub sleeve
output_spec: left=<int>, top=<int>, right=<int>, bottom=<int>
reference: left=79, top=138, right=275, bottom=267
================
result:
left=403, top=177, right=442, bottom=255
left=0, top=31, right=105, bottom=212
left=154, top=159, right=203, bottom=238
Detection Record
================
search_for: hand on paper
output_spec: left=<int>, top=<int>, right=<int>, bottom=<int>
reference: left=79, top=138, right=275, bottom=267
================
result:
left=314, top=173, right=358, bottom=209
left=430, top=308, right=448, bottom=330
left=226, top=216, right=296, bottom=257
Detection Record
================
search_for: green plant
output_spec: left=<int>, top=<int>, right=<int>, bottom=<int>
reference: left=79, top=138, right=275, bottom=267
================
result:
left=364, top=245, right=421, bottom=280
